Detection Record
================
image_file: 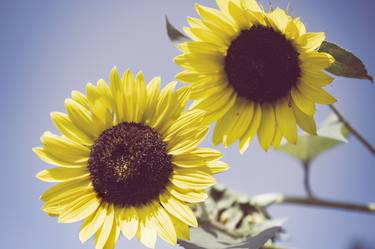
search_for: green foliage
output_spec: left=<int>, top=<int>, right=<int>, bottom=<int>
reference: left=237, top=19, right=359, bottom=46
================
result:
left=178, top=226, right=282, bottom=249
left=276, top=113, right=350, bottom=165
left=165, top=16, right=190, bottom=43
left=319, top=41, right=373, bottom=82
left=178, top=186, right=285, bottom=249
left=251, top=193, right=284, bottom=208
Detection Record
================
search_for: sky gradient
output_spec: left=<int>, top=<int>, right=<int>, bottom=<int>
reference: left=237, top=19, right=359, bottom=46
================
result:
left=1, top=0, right=374, bottom=248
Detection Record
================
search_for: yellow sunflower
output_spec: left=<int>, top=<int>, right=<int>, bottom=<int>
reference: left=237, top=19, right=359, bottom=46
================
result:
left=175, top=0, right=337, bottom=152
left=34, top=67, right=228, bottom=249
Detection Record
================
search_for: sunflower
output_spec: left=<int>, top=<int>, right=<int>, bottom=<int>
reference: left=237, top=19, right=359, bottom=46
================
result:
left=34, top=67, right=228, bottom=249
left=175, top=0, right=337, bottom=152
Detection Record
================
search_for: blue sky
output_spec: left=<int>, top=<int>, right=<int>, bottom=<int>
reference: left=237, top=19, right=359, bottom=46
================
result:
left=1, top=0, right=374, bottom=248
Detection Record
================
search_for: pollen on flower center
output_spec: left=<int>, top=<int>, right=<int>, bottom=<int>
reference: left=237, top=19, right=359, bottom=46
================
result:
left=88, top=122, right=172, bottom=207
left=224, top=25, right=301, bottom=103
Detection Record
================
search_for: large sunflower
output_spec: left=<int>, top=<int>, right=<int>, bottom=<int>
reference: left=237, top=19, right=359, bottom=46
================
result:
left=175, top=0, right=337, bottom=152
left=34, top=68, right=228, bottom=249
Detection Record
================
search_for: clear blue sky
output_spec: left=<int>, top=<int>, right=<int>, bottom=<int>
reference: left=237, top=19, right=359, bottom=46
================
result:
left=1, top=0, right=374, bottom=248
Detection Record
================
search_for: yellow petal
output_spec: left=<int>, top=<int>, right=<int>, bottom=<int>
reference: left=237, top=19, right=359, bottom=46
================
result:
left=285, top=20, right=299, bottom=39
left=86, top=83, right=101, bottom=105
left=291, top=87, right=316, bottom=116
left=122, top=69, right=137, bottom=122
left=297, top=82, right=337, bottom=104
left=185, top=26, right=227, bottom=47
left=133, top=71, right=147, bottom=122
left=191, top=77, right=227, bottom=100
left=59, top=192, right=100, bottom=224
left=239, top=103, right=261, bottom=154
left=225, top=100, right=254, bottom=146
left=267, top=8, right=289, bottom=32
left=36, top=167, right=89, bottom=182
left=177, top=41, right=226, bottom=55
left=51, top=112, right=93, bottom=146
left=33, top=147, right=87, bottom=168
left=271, top=125, right=283, bottom=148
left=257, top=103, right=276, bottom=151
left=167, top=127, right=208, bottom=156
left=71, top=90, right=89, bottom=108
left=120, top=207, right=139, bottom=240
left=137, top=206, right=157, bottom=249
left=143, top=76, right=161, bottom=123
left=159, top=192, right=198, bottom=227
left=301, top=70, right=334, bottom=87
left=154, top=86, right=192, bottom=136
left=109, top=67, right=125, bottom=122
left=167, top=185, right=208, bottom=203
left=297, top=32, right=325, bottom=52
left=216, top=0, right=236, bottom=19
left=292, top=101, right=317, bottom=134
left=149, top=81, right=177, bottom=130
left=195, top=3, right=237, bottom=36
left=65, top=98, right=100, bottom=137
left=228, top=1, right=249, bottom=29
left=42, top=185, right=93, bottom=215
left=172, top=147, right=223, bottom=168
left=170, top=215, right=190, bottom=240
left=206, top=160, right=229, bottom=174
left=40, top=132, right=89, bottom=163
left=170, top=168, right=216, bottom=190
left=175, top=70, right=199, bottom=83
left=202, top=19, right=234, bottom=42
left=190, top=85, right=236, bottom=124
left=275, top=98, right=297, bottom=144
left=174, top=53, right=223, bottom=73
left=174, top=86, right=192, bottom=118
left=151, top=202, right=177, bottom=245
left=103, top=220, right=120, bottom=249
left=212, top=99, right=244, bottom=146
left=96, top=79, right=114, bottom=108
left=300, top=51, right=335, bottom=71
left=80, top=204, right=108, bottom=243
left=164, top=109, right=205, bottom=140
left=293, top=17, right=306, bottom=36
left=40, top=177, right=90, bottom=201
left=240, top=0, right=261, bottom=11
left=96, top=205, right=114, bottom=249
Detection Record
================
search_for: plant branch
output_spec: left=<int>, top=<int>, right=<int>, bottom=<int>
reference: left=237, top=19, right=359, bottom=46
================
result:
left=302, top=162, right=315, bottom=198
left=329, top=104, right=375, bottom=156
left=272, top=195, right=375, bottom=214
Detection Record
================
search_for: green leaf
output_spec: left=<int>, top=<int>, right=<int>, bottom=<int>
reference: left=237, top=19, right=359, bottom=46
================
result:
left=178, top=225, right=282, bottom=249
left=275, top=113, right=350, bottom=165
left=319, top=41, right=373, bottom=83
left=165, top=16, right=190, bottom=43
left=179, top=185, right=286, bottom=249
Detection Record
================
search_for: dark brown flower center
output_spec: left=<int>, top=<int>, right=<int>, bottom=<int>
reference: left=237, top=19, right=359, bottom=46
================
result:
left=88, top=122, right=172, bottom=207
left=224, top=25, right=301, bottom=103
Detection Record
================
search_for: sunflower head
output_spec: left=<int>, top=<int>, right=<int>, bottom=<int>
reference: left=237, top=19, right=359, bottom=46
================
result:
left=34, top=67, right=228, bottom=249
left=175, top=0, right=337, bottom=152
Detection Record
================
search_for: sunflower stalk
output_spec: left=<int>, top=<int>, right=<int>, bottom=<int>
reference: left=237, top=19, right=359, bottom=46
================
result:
left=329, top=105, right=375, bottom=156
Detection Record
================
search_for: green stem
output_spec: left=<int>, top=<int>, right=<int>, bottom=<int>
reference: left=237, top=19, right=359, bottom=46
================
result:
left=329, top=105, right=375, bottom=156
